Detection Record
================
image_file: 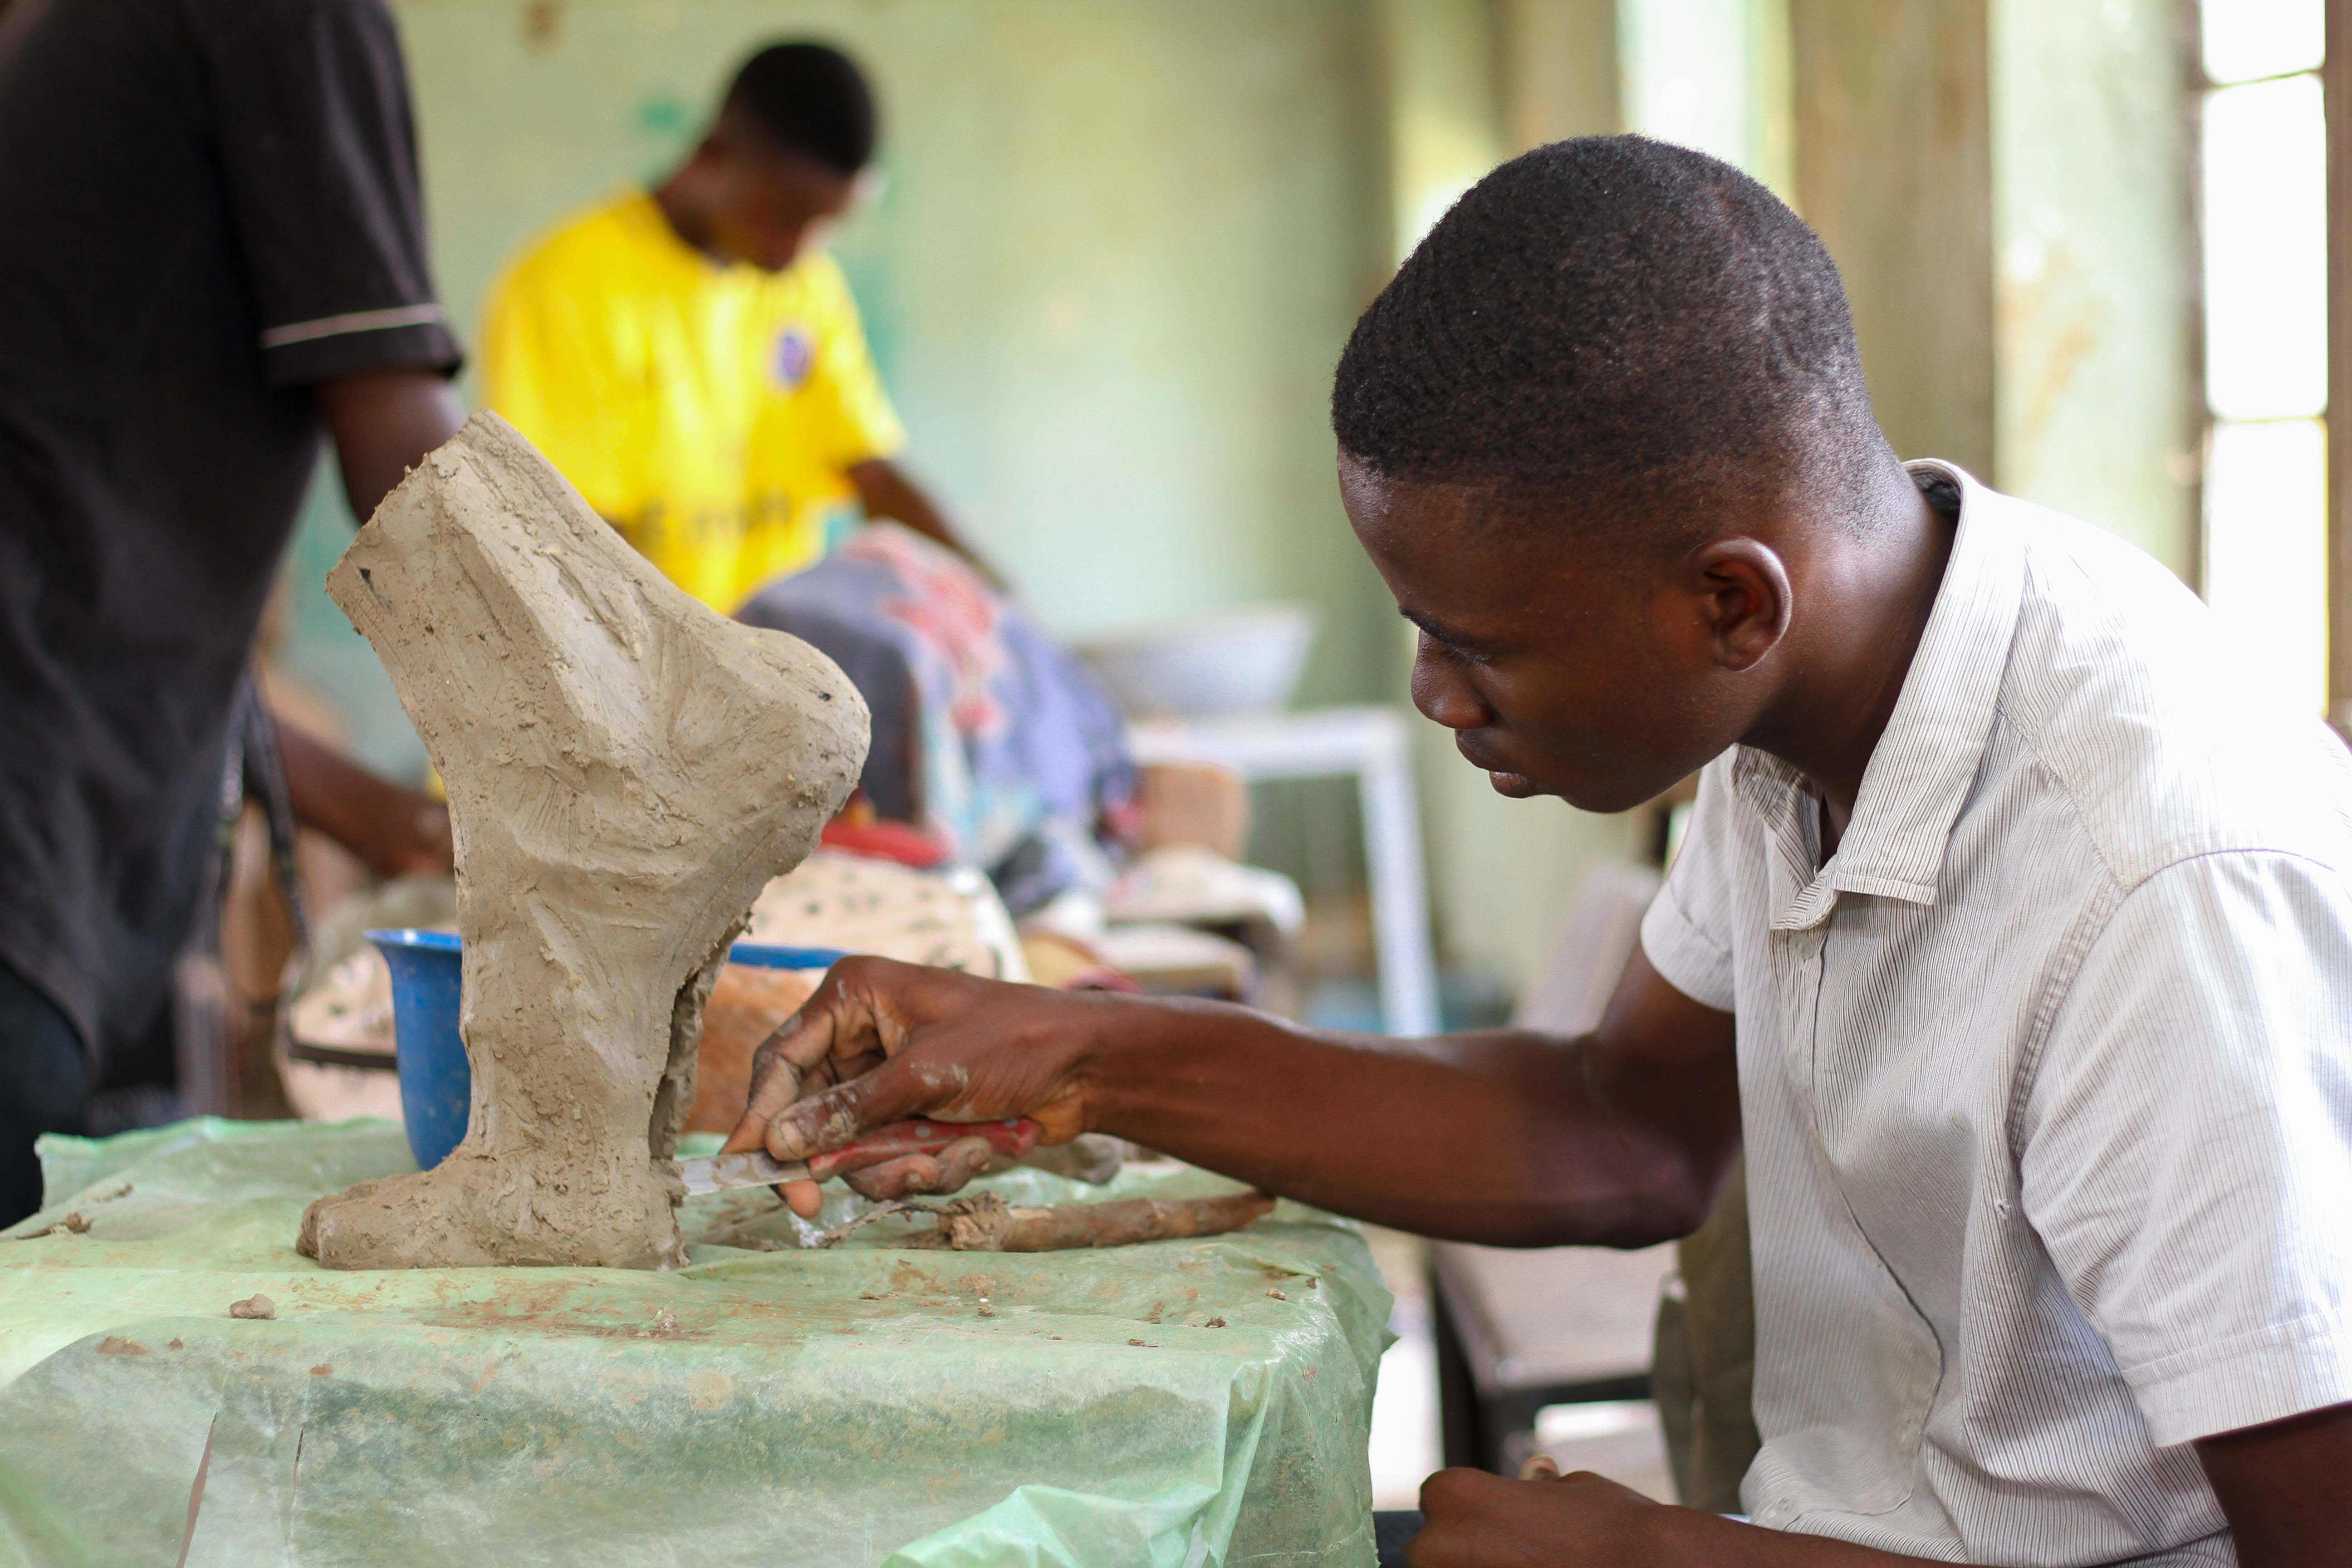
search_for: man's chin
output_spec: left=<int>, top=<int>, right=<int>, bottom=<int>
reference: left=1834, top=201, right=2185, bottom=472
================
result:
left=1488, top=767, right=1664, bottom=815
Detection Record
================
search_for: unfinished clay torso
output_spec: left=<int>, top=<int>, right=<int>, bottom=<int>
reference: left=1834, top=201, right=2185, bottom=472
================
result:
left=299, top=412, right=867, bottom=1269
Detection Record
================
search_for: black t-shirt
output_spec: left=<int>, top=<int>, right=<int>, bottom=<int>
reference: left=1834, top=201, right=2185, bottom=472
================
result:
left=0, top=0, right=461, bottom=1060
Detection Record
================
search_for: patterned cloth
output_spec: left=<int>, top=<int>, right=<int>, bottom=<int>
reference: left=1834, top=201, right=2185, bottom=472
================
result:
left=1642, top=463, right=2352, bottom=1564
left=736, top=525, right=1135, bottom=914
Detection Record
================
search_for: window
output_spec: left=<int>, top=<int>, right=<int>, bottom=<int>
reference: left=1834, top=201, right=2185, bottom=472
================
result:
left=2200, top=0, right=2330, bottom=716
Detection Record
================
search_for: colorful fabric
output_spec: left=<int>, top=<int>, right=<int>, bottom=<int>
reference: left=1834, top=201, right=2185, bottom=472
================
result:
left=736, top=525, right=1135, bottom=914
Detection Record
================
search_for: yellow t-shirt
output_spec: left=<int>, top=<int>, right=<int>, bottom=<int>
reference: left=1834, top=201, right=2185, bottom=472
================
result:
left=480, top=189, right=906, bottom=610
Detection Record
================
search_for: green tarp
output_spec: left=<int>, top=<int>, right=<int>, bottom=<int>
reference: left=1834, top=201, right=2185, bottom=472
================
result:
left=0, top=1119, right=1391, bottom=1567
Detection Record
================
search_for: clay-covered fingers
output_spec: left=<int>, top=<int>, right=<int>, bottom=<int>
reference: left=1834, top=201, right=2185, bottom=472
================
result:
left=719, top=1028, right=804, bottom=1154
left=720, top=956, right=931, bottom=1155
left=763, top=1048, right=936, bottom=1161
left=840, top=1135, right=995, bottom=1203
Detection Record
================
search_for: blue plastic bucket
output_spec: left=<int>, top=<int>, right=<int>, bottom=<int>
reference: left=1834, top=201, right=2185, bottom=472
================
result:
left=367, top=930, right=848, bottom=1172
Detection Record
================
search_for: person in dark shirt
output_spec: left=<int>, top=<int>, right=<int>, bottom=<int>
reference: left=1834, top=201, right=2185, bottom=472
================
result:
left=0, top=0, right=467, bottom=1222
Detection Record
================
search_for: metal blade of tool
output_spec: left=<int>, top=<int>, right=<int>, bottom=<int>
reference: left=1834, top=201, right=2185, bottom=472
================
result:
left=677, top=1149, right=808, bottom=1196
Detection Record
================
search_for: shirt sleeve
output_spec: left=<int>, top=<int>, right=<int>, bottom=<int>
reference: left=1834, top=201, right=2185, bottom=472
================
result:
left=1639, top=757, right=1740, bottom=1012
left=206, top=0, right=462, bottom=387
left=2022, top=850, right=2352, bottom=1447
left=797, top=258, right=906, bottom=469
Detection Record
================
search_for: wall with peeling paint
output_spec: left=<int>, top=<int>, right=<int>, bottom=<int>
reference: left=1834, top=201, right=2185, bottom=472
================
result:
left=1993, top=0, right=2198, bottom=579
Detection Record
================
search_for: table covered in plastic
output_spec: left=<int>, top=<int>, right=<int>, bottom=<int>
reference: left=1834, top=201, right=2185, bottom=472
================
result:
left=0, top=1119, right=1391, bottom=1567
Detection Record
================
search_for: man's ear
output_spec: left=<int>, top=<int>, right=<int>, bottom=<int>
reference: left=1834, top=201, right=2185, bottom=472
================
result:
left=1684, top=539, right=1791, bottom=672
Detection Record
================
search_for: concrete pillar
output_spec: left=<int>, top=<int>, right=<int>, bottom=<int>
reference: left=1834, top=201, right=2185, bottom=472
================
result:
left=1790, top=0, right=1998, bottom=478
left=1495, top=0, right=1622, bottom=152
left=1377, top=0, right=1505, bottom=265
left=1789, top=0, right=2195, bottom=582
left=2326, top=0, right=2352, bottom=724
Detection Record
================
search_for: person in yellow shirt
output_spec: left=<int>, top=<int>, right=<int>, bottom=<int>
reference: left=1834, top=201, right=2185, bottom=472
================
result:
left=480, top=41, right=974, bottom=611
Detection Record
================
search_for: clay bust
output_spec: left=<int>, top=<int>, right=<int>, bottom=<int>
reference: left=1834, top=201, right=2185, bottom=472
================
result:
left=298, top=412, right=868, bottom=1269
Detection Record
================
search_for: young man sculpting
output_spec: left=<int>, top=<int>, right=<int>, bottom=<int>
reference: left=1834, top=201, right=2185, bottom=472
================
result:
left=725, top=138, right=2352, bottom=1564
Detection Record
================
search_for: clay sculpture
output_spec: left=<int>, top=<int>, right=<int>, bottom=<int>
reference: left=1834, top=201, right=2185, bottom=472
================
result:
left=297, top=412, right=868, bottom=1269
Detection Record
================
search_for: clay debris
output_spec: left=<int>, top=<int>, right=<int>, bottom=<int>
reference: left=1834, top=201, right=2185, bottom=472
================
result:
left=228, top=1294, right=275, bottom=1320
left=296, top=412, right=868, bottom=1269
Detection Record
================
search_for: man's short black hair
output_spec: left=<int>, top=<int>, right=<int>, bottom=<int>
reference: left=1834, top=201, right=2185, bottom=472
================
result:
left=1332, top=136, right=1883, bottom=544
left=723, top=41, right=877, bottom=176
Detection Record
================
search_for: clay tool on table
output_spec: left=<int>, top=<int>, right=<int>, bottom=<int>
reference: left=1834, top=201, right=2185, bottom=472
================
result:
left=678, top=1117, right=1042, bottom=1196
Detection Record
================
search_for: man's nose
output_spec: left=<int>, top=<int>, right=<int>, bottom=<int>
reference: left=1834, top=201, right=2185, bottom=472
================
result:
left=1409, top=640, right=1487, bottom=731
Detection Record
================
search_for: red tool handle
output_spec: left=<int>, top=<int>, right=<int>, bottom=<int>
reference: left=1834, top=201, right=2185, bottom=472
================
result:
left=803, top=1116, right=1042, bottom=1181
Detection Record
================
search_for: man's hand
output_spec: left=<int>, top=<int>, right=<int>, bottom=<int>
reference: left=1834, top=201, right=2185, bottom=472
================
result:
left=718, top=957, right=1102, bottom=1217
left=1406, top=1466, right=1669, bottom=1565
left=1408, top=1463, right=1942, bottom=1566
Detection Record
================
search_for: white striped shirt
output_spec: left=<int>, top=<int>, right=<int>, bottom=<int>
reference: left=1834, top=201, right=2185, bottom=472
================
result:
left=1640, top=463, right=2352, bottom=1564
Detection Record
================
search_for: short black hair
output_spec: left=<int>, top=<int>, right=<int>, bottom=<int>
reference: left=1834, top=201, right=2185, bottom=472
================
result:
left=723, top=41, right=878, bottom=176
left=1332, top=136, right=1882, bottom=545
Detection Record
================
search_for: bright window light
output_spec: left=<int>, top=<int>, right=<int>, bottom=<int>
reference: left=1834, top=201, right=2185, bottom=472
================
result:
left=1618, top=0, right=1764, bottom=176
left=2204, top=0, right=2324, bottom=86
left=2205, top=417, right=2329, bottom=718
left=2196, top=0, right=2329, bottom=717
left=2202, top=76, right=2328, bottom=421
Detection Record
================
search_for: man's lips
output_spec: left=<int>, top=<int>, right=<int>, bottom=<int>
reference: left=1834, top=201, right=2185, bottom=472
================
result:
left=1453, top=731, right=1513, bottom=774
left=1451, top=734, right=1541, bottom=795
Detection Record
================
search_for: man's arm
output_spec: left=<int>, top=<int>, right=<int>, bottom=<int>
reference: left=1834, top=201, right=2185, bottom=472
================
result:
left=316, top=368, right=464, bottom=521
left=2196, top=1402, right=2352, bottom=1568
left=845, top=458, right=999, bottom=579
left=724, top=945, right=1739, bottom=1247
left=282, top=368, right=461, bottom=878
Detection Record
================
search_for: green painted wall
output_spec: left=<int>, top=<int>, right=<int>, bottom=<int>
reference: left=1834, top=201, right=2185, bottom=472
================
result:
left=275, top=0, right=2201, bottom=1009
left=284, top=0, right=1396, bottom=775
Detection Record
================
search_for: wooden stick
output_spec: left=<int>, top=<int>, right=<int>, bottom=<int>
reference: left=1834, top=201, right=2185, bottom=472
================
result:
left=924, top=1191, right=1275, bottom=1253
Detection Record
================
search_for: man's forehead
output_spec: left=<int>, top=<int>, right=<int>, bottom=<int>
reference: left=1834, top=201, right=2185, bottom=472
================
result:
left=1336, top=455, right=1478, bottom=530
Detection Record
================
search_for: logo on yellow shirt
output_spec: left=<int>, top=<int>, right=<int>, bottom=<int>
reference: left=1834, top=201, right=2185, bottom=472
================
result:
left=771, top=325, right=814, bottom=390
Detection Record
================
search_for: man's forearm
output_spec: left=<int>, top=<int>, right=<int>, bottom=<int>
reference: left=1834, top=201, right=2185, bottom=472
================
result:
left=846, top=458, right=999, bottom=579
left=275, top=718, right=451, bottom=878
left=1071, top=986, right=1728, bottom=1246
left=1654, top=1513, right=1944, bottom=1566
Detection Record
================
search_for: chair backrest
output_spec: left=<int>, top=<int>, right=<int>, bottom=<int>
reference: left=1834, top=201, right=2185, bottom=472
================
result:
left=1510, top=860, right=1664, bottom=1035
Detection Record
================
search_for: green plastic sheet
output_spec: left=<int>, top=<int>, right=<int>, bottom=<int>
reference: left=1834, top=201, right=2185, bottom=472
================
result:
left=0, top=1120, right=1392, bottom=1567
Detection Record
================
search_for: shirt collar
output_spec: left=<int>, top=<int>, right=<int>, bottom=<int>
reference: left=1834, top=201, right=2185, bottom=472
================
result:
left=1733, top=461, right=2027, bottom=930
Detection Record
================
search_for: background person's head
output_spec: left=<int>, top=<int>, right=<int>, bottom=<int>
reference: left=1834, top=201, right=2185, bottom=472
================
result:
left=1332, top=135, right=1914, bottom=813
left=671, top=40, right=878, bottom=272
